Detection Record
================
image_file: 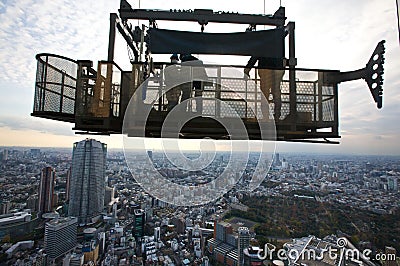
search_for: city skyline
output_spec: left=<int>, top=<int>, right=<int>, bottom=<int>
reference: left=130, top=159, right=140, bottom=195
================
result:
left=0, top=145, right=398, bottom=264
left=0, top=0, right=399, bottom=155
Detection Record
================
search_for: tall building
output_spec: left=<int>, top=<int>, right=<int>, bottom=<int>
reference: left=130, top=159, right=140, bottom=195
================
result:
left=38, top=167, right=56, bottom=216
left=1, top=149, right=8, bottom=161
left=45, top=217, right=78, bottom=263
left=274, top=153, right=280, bottom=166
left=238, top=227, right=250, bottom=266
left=27, top=195, right=38, bottom=212
left=0, top=201, right=11, bottom=215
left=66, top=167, right=71, bottom=202
left=215, top=222, right=232, bottom=242
left=68, top=139, right=107, bottom=224
left=282, top=158, right=289, bottom=169
left=104, top=186, right=115, bottom=206
left=154, top=227, right=161, bottom=242
left=134, top=209, right=145, bottom=240
left=387, top=177, right=398, bottom=192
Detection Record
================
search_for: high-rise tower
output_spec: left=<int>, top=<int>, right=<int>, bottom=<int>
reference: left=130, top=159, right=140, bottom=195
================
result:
left=68, top=139, right=107, bottom=224
left=38, top=167, right=56, bottom=216
left=45, top=217, right=78, bottom=263
left=238, top=227, right=250, bottom=266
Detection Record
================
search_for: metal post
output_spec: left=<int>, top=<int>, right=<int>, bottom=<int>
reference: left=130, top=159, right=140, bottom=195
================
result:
left=333, top=84, right=339, bottom=136
left=318, top=72, right=323, bottom=125
left=254, top=70, right=258, bottom=118
left=41, top=56, right=49, bottom=112
left=139, top=24, right=145, bottom=62
left=60, top=71, right=65, bottom=113
left=108, top=13, right=118, bottom=62
left=287, top=22, right=297, bottom=130
left=245, top=73, right=248, bottom=118
left=216, top=66, right=222, bottom=118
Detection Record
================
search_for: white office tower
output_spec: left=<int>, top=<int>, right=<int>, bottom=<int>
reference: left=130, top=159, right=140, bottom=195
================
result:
left=238, top=227, right=250, bottom=266
left=45, top=217, right=78, bottom=263
left=68, top=139, right=107, bottom=224
left=154, top=227, right=161, bottom=242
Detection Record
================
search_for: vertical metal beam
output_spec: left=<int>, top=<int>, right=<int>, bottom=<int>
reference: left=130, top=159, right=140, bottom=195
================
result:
left=108, top=13, right=118, bottom=62
left=60, top=71, right=65, bottom=113
left=313, top=80, right=317, bottom=132
left=158, top=66, right=164, bottom=112
left=397, top=0, right=400, bottom=45
left=318, top=73, right=323, bottom=124
left=41, top=55, right=49, bottom=112
left=139, top=24, right=145, bottom=62
left=333, top=84, right=339, bottom=136
left=216, top=66, right=222, bottom=118
left=287, top=22, right=297, bottom=130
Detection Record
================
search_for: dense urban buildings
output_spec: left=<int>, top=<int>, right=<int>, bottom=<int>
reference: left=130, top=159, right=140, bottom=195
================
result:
left=0, top=146, right=399, bottom=265
left=68, top=139, right=107, bottom=224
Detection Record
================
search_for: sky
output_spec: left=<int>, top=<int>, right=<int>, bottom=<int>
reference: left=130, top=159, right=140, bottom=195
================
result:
left=0, top=0, right=399, bottom=155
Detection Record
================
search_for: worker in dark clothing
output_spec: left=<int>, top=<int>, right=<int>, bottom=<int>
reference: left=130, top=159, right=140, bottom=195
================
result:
left=180, top=54, right=207, bottom=114
left=245, top=57, right=285, bottom=121
left=164, top=54, right=182, bottom=111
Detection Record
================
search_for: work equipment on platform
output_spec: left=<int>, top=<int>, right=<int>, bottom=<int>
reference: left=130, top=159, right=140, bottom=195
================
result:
left=32, top=0, right=385, bottom=144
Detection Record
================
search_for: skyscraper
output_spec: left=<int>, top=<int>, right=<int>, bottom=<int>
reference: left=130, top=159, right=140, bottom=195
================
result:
left=238, top=227, right=250, bottom=266
left=0, top=201, right=10, bottom=215
left=215, top=222, right=232, bottom=243
left=154, top=227, right=161, bottom=242
left=38, top=167, right=56, bottom=216
left=68, top=139, right=107, bottom=224
left=134, top=209, right=145, bottom=240
left=45, top=217, right=78, bottom=263
left=104, top=186, right=115, bottom=206
left=66, top=167, right=71, bottom=202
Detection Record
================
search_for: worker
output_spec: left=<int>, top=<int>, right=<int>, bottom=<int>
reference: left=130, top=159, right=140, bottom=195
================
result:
left=164, top=54, right=182, bottom=111
left=180, top=54, right=208, bottom=114
left=245, top=57, right=285, bottom=121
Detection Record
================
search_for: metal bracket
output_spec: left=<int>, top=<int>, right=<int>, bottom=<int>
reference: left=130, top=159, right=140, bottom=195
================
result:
left=120, top=0, right=132, bottom=10
left=324, top=40, right=385, bottom=109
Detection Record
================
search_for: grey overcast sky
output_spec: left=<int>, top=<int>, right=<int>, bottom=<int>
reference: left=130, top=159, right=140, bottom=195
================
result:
left=0, top=0, right=399, bottom=155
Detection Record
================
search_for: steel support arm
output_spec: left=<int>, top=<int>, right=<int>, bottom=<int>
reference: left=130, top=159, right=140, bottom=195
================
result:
left=115, top=20, right=139, bottom=61
left=108, top=13, right=139, bottom=62
left=324, top=40, right=385, bottom=108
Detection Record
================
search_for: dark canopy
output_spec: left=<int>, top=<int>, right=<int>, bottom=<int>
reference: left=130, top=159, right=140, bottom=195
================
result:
left=147, top=28, right=285, bottom=58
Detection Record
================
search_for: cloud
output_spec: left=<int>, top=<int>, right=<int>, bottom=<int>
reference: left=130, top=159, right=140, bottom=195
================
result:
left=0, top=115, right=75, bottom=136
left=0, top=0, right=399, bottom=153
left=0, top=0, right=118, bottom=86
